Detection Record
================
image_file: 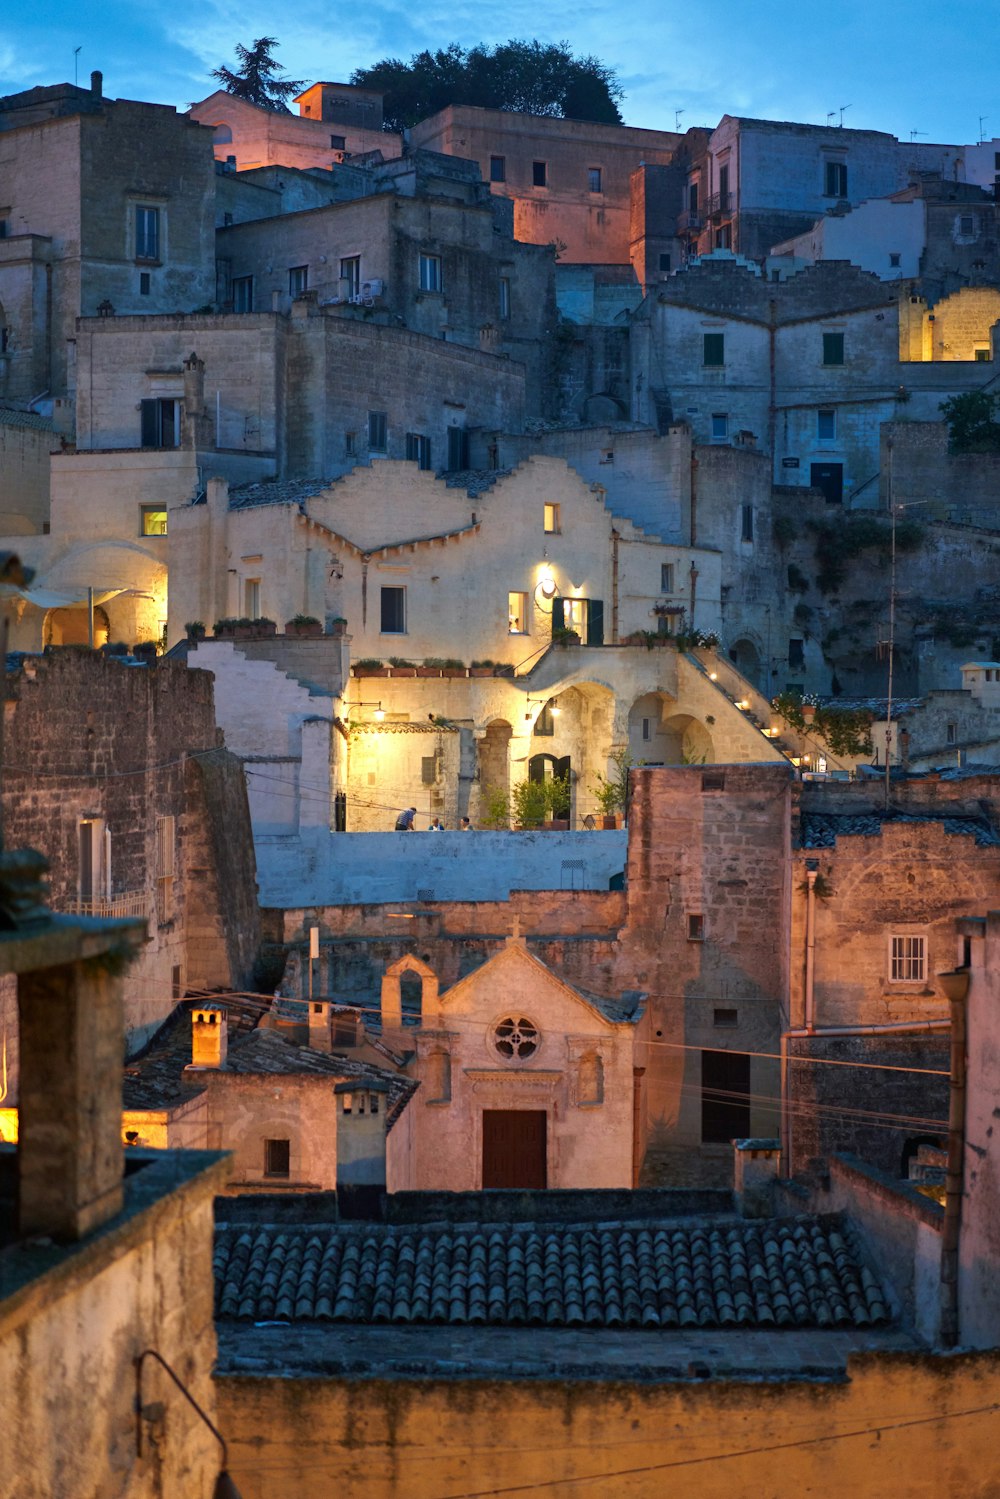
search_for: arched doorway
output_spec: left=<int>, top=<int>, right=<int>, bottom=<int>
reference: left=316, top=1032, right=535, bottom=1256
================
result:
left=527, top=753, right=571, bottom=820
left=729, top=637, right=762, bottom=689
left=44, top=604, right=110, bottom=648
left=661, top=713, right=715, bottom=765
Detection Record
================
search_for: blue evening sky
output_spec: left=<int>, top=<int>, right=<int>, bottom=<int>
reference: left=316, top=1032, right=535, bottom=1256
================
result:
left=1, top=0, right=994, bottom=145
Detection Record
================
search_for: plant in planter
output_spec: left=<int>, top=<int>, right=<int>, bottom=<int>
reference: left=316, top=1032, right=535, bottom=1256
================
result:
left=287, top=614, right=323, bottom=637
left=352, top=657, right=386, bottom=675
left=591, top=746, right=637, bottom=828
left=470, top=659, right=495, bottom=677
left=250, top=616, right=277, bottom=637
left=328, top=616, right=347, bottom=636
left=184, top=621, right=206, bottom=642
left=212, top=617, right=240, bottom=638
left=551, top=627, right=581, bottom=647
left=511, top=773, right=571, bottom=830
left=133, top=640, right=160, bottom=662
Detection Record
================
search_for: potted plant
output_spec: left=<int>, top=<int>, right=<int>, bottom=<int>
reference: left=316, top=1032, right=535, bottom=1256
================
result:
left=591, top=747, right=635, bottom=829
left=480, top=785, right=511, bottom=830
left=552, top=627, right=581, bottom=648
left=470, top=659, right=495, bottom=677
left=417, top=658, right=446, bottom=677
left=801, top=691, right=820, bottom=724
left=213, top=617, right=239, bottom=639
left=441, top=658, right=466, bottom=676
left=184, top=621, right=206, bottom=643
left=388, top=656, right=417, bottom=677
left=133, top=640, right=159, bottom=664
left=251, top=616, right=277, bottom=638
left=510, top=777, right=550, bottom=830
left=328, top=616, right=347, bottom=637
left=352, top=658, right=388, bottom=677
left=287, top=614, right=323, bottom=638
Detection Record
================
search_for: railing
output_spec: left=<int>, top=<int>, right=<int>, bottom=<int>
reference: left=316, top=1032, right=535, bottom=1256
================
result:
left=677, top=210, right=702, bottom=233
left=69, top=892, right=152, bottom=920
left=706, top=192, right=732, bottom=218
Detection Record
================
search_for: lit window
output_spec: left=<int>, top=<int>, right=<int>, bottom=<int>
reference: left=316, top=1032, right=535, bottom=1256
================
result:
left=135, top=205, right=160, bottom=261
left=824, top=161, right=848, bottom=197
left=288, top=265, right=308, bottom=297
left=381, top=586, right=406, bottom=634
left=711, top=412, right=728, bottom=442
left=890, top=934, right=926, bottom=983
left=703, top=333, right=725, bottom=367
left=532, top=160, right=547, bottom=187
left=688, top=913, right=705, bottom=941
left=508, top=590, right=528, bottom=634
left=140, top=506, right=167, bottom=537
left=499, top=275, right=511, bottom=320
left=232, top=275, right=253, bottom=312
left=543, top=503, right=560, bottom=534
left=264, top=1138, right=290, bottom=1177
left=588, top=167, right=602, bottom=193
left=245, top=578, right=261, bottom=619
left=823, top=332, right=844, bottom=365
left=490, top=155, right=506, bottom=183
left=817, top=408, right=837, bottom=441
left=419, top=253, right=442, bottom=292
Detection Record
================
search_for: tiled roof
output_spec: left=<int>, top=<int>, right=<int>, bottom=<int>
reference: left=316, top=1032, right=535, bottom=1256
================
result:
left=214, top=1215, right=890, bottom=1330
left=0, top=406, right=55, bottom=432
left=801, top=809, right=1000, bottom=848
left=123, top=1002, right=415, bottom=1125
left=229, top=478, right=335, bottom=509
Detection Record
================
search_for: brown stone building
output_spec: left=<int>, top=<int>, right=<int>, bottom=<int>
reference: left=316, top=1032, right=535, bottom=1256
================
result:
left=1, top=650, right=260, bottom=1053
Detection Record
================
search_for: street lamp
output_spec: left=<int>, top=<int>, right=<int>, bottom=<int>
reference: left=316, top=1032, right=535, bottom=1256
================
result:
left=136, top=1349, right=243, bottom=1498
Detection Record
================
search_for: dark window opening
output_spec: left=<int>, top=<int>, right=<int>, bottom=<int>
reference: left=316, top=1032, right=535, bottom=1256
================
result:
left=380, top=586, right=406, bottom=634
left=140, top=398, right=179, bottom=450
left=446, top=427, right=470, bottom=472
left=823, top=332, right=844, bottom=365
left=532, top=160, right=547, bottom=187
left=824, top=161, right=848, bottom=197
left=701, top=1049, right=751, bottom=1142
left=490, top=155, right=506, bottom=183
left=703, top=332, right=725, bottom=366
left=405, top=432, right=432, bottom=470
left=264, top=1138, right=290, bottom=1177
left=368, top=410, right=388, bottom=452
left=714, top=1008, right=738, bottom=1027
left=788, top=638, right=805, bottom=670
left=688, top=913, right=705, bottom=941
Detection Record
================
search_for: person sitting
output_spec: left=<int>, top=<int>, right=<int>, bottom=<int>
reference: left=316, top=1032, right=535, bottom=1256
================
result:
left=428, top=817, right=445, bottom=831
left=394, top=806, right=417, bottom=831
left=460, top=816, right=473, bottom=830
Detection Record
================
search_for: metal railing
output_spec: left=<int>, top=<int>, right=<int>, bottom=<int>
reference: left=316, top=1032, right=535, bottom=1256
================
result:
left=69, top=892, right=151, bottom=920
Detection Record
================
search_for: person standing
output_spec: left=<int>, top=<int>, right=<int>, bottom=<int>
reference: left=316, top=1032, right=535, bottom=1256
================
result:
left=428, top=817, right=445, bottom=831
left=460, top=816, right=473, bottom=830
left=395, top=806, right=417, bottom=831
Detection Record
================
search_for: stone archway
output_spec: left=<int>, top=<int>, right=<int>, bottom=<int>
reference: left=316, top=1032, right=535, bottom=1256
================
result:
left=627, top=691, right=677, bottom=765
left=661, top=713, right=715, bottom=765
left=381, top=954, right=439, bottom=1032
left=478, top=719, right=512, bottom=824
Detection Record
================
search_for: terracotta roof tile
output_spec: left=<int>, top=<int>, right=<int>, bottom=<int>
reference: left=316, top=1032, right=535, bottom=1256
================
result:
left=214, top=1215, right=890, bottom=1330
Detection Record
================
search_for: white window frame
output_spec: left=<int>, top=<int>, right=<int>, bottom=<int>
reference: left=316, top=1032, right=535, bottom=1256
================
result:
left=888, top=932, right=927, bottom=984
left=419, top=253, right=443, bottom=293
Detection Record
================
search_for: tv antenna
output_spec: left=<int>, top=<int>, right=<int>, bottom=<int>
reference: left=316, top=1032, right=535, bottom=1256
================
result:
left=73, top=46, right=81, bottom=87
left=979, top=115, right=989, bottom=143
left=826, top=112, right=836, bottom=127
left=839, top=105, right=852, bottom=128
left=910, top=129, right=927, bottom=142
left=675, top=109, right=684, bottom=132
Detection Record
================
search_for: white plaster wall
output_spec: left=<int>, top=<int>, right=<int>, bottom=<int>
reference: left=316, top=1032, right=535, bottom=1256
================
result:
left=959, top=912, right=1000, bottom=1347
left=773, top=199, right=925, bottom=279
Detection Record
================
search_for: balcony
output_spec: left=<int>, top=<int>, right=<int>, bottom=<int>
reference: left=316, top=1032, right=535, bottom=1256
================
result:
left=706, top=192, right=733, bottom=220
left=677, top=209, right=703, bottom=233
left=68, top=892, right=151, bottom=920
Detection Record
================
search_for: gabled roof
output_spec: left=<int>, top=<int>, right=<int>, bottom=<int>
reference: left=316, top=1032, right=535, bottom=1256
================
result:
left=438, top=939, right=644, bottom=1027
left=214, top=1213, right=890, bottom=1330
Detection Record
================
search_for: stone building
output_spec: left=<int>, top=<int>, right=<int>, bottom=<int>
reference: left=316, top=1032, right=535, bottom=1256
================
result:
left=0, top=794, right=229, bottom=1498
left=189, top=82, right=402, bottom=172
left=378, top=938, right=647, bottom=1191
left=0, top=73, right=217, bottom=418
left=0, top=650, right=260, bottom=1054
left=409, top=104, right=682, bottom=267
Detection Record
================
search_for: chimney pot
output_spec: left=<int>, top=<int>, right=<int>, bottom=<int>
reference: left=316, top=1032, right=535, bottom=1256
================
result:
left=191, top=1004, right=228, bottom=1067
left=90, top=70, right=103, bottom=99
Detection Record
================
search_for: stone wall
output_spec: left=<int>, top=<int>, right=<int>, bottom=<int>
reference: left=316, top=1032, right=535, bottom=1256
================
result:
left=0, top=412, right=55, bottom=532
left=216, top=1347, right=1000, bottom=1498
left=1, top=652, right=258, bottom=1049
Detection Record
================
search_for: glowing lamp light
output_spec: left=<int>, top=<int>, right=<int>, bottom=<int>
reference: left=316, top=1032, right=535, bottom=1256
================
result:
left=549, top=700, right=561, bottom=717
left=737, top=698, right=750, bottom=711
left=374, top=703, right=385, bottom=722
left=539, top=572, right=557, bottom=598
left=709, top=671, right=718, bottom=681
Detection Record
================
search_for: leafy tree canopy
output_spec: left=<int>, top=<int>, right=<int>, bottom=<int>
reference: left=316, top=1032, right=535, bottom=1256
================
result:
left=211, top=37, right=305, bottom=113
left=940, top=389, right=1000, bottom=453
left=351, top=39, right=624, bottom=133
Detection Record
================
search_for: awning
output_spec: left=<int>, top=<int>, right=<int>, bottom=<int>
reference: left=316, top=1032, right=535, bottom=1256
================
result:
left=13, top=586, right=127, bottom=611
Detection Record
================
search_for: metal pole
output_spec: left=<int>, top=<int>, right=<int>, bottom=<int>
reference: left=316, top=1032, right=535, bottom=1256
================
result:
left=87, top=586, right=94, bottom=649
left=884, top=507, right=896, bottom=811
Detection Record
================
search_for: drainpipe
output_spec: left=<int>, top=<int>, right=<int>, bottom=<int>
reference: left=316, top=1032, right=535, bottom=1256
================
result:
left=780, top=1018, right=951, bottom=1180
left=688, top=562, right=698, bottom=634
left=689, top=450, right=698, bottom=546
left=804, top=865, right=818, bottom=1033
left=939, top=967, right=970, bottom=1348
left=768, top=299, right=777, bottom=473
left=611, top=528, right=620, bottom=643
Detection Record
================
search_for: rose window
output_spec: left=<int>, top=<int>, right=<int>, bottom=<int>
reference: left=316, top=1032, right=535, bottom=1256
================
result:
left=493, top=1016, right=539, bottom=1061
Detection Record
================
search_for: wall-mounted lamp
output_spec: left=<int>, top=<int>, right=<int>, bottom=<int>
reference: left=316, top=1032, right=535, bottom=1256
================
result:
left=374, top=703, right=385, bottom=722
left=709, top=671, right=718, bottom=681
left=539, top=574, right=556, bottom=598
left=136, top=1349, right=243, bottom=1499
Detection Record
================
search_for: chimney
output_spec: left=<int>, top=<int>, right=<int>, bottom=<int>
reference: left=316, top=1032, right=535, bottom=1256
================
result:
left=308, top=999, right=331, bottom=1052
left=191, top=1004, right=227, bottom=1067
left=90, top=70, right=103, bottom=100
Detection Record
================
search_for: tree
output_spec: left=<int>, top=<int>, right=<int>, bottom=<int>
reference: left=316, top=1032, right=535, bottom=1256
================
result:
left=351, top=39, right=624, bottom=133
left=211, top=37, right=305, bottom=113
left=940, top=389, right=1000, bottom=453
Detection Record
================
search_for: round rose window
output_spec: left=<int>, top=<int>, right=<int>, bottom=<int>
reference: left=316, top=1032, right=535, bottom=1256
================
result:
left=493, top=1016, right=539, bottom=1061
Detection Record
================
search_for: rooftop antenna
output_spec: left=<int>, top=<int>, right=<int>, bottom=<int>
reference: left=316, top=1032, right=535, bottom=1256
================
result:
left=826, top=111, right=836, bottom=128
left=979, top=115, right=989, bottom=143
left=839, top=105, right=852, bottom=128
left=73, top=46, right=81, bottom=87
left=910, top=129, right=927, bottom=142
left=675, top=109, right=684, bottom=132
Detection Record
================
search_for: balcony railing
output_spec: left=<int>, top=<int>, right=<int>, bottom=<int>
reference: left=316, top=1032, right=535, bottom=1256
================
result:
left=706, top=191, right=733, bottom=219
left=677, top=209, right=703, bottom=233
left=69, top=892, right=151, bottom=920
